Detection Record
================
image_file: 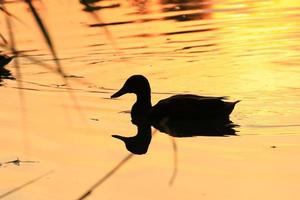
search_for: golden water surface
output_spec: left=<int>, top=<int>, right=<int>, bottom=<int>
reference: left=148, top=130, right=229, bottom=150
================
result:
left=0, top=0, right=300, bottom=199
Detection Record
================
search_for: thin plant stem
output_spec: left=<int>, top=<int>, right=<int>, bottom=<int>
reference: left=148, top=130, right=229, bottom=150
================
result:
left=77, top=154, right=134, bottom=200
left=0, top=170, right=53, bottom=199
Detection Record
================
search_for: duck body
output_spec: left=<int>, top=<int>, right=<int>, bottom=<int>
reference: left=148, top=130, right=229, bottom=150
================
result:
left=149, top=94, right=238, bottom=122
left=148, top=94, right=239, bottom=135
left=111, top=75, right=240, bottom=137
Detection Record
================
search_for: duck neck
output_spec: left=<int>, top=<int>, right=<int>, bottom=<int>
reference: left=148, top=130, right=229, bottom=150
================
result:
left=136, top=88, right=152, bottom=109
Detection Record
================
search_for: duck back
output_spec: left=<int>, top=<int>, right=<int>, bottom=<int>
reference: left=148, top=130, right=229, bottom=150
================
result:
left=148, top=94, right=237, bottom=125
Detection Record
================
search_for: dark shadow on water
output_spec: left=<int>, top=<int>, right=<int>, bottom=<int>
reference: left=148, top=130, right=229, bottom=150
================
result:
left=80, top=0, right=120, bottom=12
left=112, top=122, right=152, bottom=155
left=88, top=0, right=216, bottom=39
left=112, top=119, right=237, bottom=155
left=82, top=4, right=120, bottom=12
left=119, top=28, right=216, bottom=38
left=0, top=171, right=53, bottom=199
left=79, top=101, right=239, bottom=200
left=157, top=119, right=238, bottom=137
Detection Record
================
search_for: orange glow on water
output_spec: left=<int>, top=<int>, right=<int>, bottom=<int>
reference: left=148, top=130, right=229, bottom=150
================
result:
left=0, top=0, right=300, bottom=199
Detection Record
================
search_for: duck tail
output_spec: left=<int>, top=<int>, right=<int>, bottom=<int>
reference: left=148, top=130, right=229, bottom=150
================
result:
left=233, top=100, right=241, bottom=105
left=231, top=100, right=241, bottom=110
left=226, top=100, right=241, bottom=115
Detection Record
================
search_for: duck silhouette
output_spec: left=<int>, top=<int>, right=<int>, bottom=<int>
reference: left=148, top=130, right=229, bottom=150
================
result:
left=111, top=75, right=239, bottom=154
left=111, top=75, right=239, bottom=129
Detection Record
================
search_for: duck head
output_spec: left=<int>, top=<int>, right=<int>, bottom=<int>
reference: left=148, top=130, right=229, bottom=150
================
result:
left=112, top=124, right=152, bottom=155
left=111, top=75, right=151, bottom=98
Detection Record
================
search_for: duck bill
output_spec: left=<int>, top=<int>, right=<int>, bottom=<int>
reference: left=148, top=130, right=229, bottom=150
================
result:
left=111, top=87, right=127, bottom=98
left=112, top=134, right=126, bottom=141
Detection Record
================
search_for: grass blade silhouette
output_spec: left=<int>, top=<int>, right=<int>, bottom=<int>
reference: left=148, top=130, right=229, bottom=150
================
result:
left=169, top=136, right=178, bottom=186
left=24, top=0, right=63, bottom=74
left=77, top=129, right=177, bottom=200
left=0, top=170, right=53, bottom=199
left=0, top=5, right=25, bottom=25
left=3, top=4, right=30, bottom=152
left=3, top=1, right=87, bottom=144
left=0, top=44, right=91, bottom=86
left=24, top=0, right=91, bottom=127
left=0, top=32, right=8, bottom=45
left=77, top=154, right=134, bottom=200
left=160, top=119, right=178, bottom=185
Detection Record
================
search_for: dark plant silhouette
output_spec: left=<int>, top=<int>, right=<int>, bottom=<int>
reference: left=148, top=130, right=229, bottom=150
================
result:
left=0, top=0, right=95, bottom=145
left=112, top=116, right=238, bottom=155
left=77, top=154, right=134, bottom=200
left=80, top=0, right=118, bottom=47
left=24, top=0, right=63, bottom=74
left=0, top=53, right=14, bottom=85
left=0, top=171, right=53, bottom=199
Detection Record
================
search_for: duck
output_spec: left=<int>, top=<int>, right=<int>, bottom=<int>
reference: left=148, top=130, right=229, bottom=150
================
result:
left=111, top=75, right=240, bottom=130
left=111, top=75, right=240, bottom=154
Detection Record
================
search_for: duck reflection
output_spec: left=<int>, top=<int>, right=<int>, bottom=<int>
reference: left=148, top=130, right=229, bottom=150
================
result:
left=112, top=118, right=237, bottom=155
left=112, top=122, right=152, bottom=155
left=111, top=75, right=239, bottom=154
left=156, top=119, right=237, bottom=137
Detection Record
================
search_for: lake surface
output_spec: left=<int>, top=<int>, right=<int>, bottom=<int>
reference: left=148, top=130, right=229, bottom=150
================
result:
left=0, top=0, right=300, bottom=199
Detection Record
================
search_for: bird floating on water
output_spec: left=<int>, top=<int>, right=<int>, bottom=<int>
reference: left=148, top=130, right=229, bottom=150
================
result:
left=111, top=75, right=240, bottom=154
left=111, top=75, right=240, bottom=130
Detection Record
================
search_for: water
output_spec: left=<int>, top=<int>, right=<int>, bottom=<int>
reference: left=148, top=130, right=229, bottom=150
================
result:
left=0, top=0, right=300, bottom=199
